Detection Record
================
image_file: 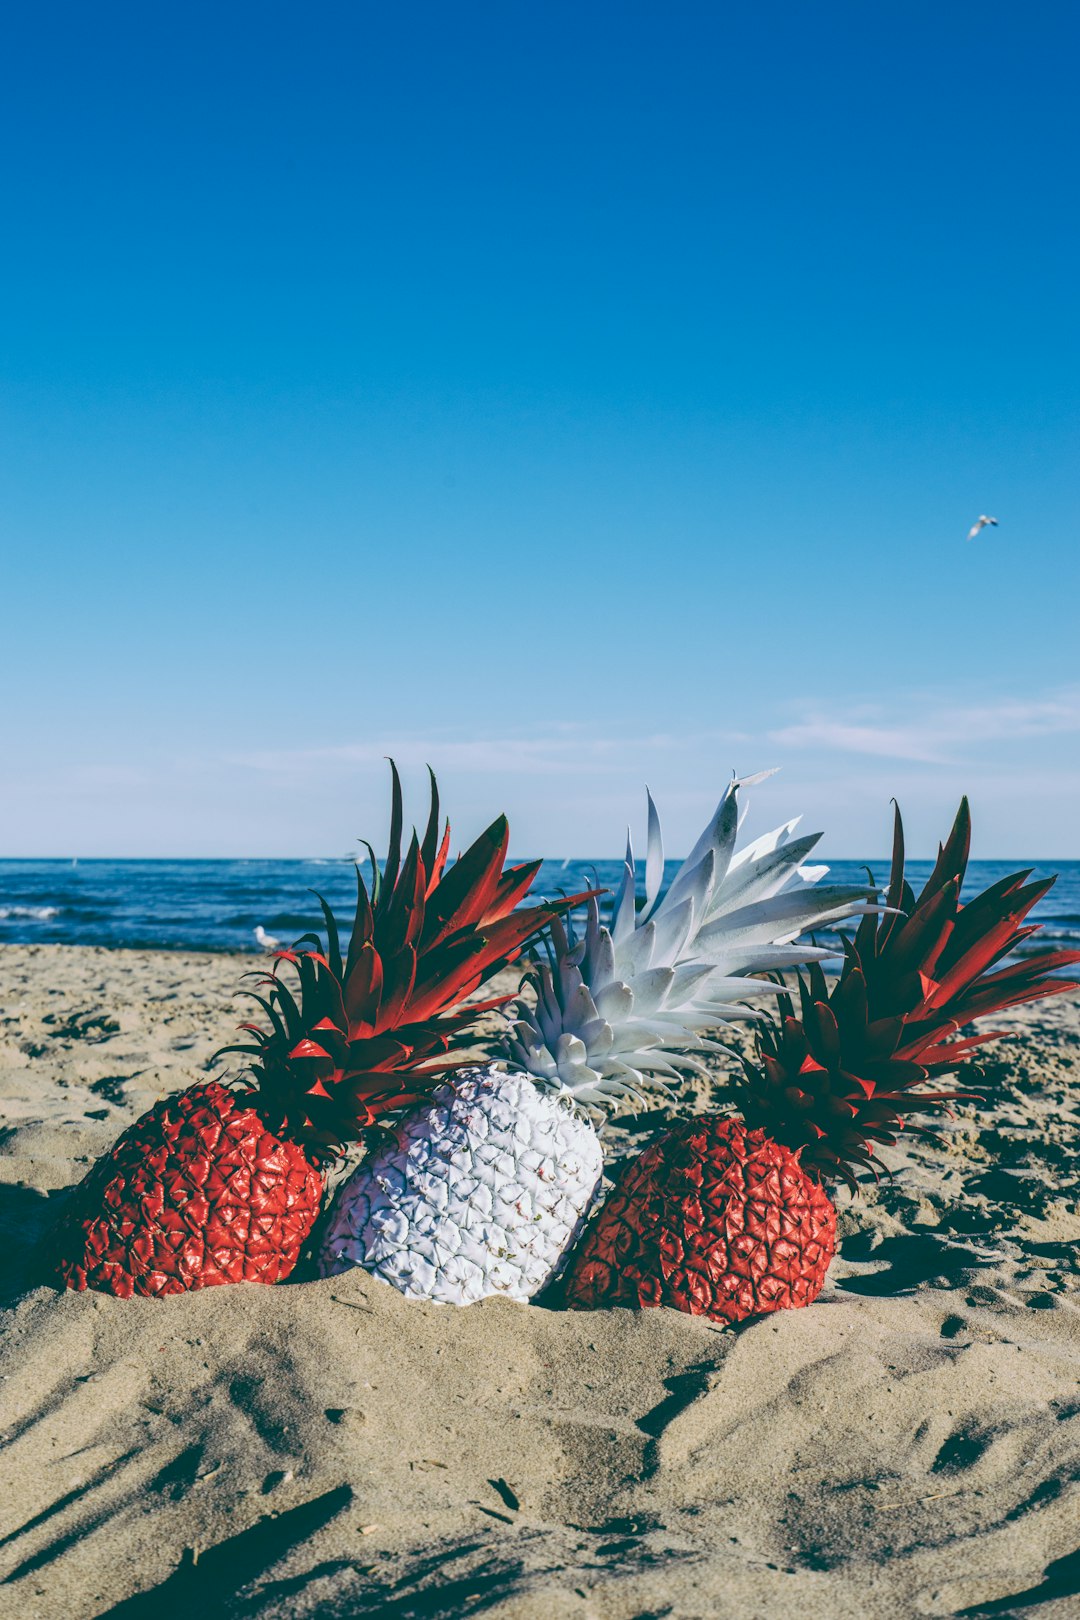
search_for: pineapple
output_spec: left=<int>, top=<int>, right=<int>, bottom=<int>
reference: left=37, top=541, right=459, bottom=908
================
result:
left=564, top=798, right=1080, bottom=1323
left=53, top=766, right=569, bottom=1298
left=316, top=776, right=880, bottom=1305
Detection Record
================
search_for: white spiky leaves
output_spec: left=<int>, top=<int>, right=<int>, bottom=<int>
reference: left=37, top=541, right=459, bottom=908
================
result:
left=613, top=772, right=879, bottom=976
left=507, top=774, right=879, bottom=1111
left=505, top=907, right=746, bottom=1110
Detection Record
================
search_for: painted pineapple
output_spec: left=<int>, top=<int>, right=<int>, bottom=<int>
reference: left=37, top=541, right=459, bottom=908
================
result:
left=564, top=798, right=1080, bottom=1323
left=53, top=767, right=568, bottom=1298
left=317, top=775, right=880, bottom=1305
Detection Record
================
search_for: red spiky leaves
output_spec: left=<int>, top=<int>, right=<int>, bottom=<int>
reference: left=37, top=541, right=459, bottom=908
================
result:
left=853, top=798, right=1080, bottom=1067
left=222, top=763, right=583, bottom=1158
left=740, top=799, right=1080, bottom=1189
left=742, top=958, right=970, bottom=1191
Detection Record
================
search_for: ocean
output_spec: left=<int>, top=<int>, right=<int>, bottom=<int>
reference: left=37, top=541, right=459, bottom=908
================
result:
left=1, top=856, right=1078, bottom=958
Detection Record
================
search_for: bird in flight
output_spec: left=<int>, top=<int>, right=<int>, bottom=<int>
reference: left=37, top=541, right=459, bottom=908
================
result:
left=967, top=515, right=999, bottom=541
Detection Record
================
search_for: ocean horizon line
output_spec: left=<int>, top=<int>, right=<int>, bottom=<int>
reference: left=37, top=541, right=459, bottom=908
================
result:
left=2, top=853, right=1079, bottom=958
left=3, top=853, right=1080, bottom=866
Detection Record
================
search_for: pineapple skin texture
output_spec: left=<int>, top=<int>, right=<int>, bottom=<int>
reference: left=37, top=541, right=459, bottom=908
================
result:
left=565, top=1116, right=836, bottom=1324
left=317, top=1065, right=604, bottom=1306
left=54, top=1082, right=325, bottom=1298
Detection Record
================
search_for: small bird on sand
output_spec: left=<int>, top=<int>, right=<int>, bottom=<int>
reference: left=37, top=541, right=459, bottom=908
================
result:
left=254, top=925, right=282, bottom=951
left=967, top=515, right=999, bottom=541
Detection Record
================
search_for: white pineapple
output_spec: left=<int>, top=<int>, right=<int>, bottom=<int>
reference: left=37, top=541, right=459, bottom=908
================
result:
left=318, top=1067, right=604, bottom=1306
left=317, top=775, right=879, bottom=1306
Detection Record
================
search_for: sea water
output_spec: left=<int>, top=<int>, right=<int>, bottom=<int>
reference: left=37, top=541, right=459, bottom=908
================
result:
left=1, top=857, right=1078, bottom=958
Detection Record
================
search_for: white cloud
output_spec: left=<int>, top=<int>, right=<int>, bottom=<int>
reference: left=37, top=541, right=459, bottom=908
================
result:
left=225, top=726, right=753, bottom=779
left=768, top=720, right=949, bottom=764
left=769, top=689, right=1080, bottom=764
left=4, top=695, right=1078, bottom=857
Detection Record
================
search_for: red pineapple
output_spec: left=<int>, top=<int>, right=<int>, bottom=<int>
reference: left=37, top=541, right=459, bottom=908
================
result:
left=569, top=1116, right=838, bottom=1321
left=53, top=765, right=569, bottom=1298
left=565, top=799, right=1080, bottom=1324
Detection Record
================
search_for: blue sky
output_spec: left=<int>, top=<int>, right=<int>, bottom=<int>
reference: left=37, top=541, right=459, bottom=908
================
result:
left=2, top=2, right=1078, bottom=859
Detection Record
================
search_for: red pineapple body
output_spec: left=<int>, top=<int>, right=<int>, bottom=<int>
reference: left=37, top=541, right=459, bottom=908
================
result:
left=566, top=1117, right=836, bottom=1322
left=54, top=1083, right=323, bottom=1299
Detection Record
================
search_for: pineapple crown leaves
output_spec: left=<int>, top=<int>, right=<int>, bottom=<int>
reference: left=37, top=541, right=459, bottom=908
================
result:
left=851, top=797, right=1080, bottom=1066
left=738, top=798, right=1080, bottom=1190
left=219, top=762, right=591, bottom=1157
left=608, top=770, right=881, bottom=978
left=742, top=955, right=977, bottom=1193
left=505, top=772, right=883, bottom=1115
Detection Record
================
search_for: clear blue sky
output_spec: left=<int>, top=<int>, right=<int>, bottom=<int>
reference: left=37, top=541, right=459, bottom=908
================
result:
left=2, top=2, right=1078, bottom=859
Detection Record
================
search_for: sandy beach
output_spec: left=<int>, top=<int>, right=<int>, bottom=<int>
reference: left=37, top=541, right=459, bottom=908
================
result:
left=1, top=942, right=1078, bottom=1618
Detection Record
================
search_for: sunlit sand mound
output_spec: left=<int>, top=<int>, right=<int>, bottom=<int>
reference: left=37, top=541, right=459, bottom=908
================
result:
left=1, top=945, right=1078, bottom=1618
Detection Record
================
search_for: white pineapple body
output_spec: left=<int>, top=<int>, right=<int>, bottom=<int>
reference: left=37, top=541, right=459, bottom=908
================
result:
left=317, top=1064, right=603, bottom=1305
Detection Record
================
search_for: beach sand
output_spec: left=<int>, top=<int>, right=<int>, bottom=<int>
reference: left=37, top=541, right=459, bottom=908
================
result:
left=1, top=943, right=1078, bottom=1618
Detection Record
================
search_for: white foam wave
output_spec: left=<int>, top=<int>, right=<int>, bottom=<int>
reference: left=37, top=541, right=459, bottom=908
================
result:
left=0, top=905, right=61, bottom=920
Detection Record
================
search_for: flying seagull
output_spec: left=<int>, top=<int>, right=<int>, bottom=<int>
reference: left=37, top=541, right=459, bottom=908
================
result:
left=967, top=515, right=998, bottom=541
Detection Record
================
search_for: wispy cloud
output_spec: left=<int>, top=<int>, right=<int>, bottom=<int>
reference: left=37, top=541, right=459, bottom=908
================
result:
left=769, top=690, right=1080, bottom=764
left=7, top=698, right=1079, bottom=857
left=226, top=726, right=754, bottom=779
left=767, top=720, right=949, bottom=764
